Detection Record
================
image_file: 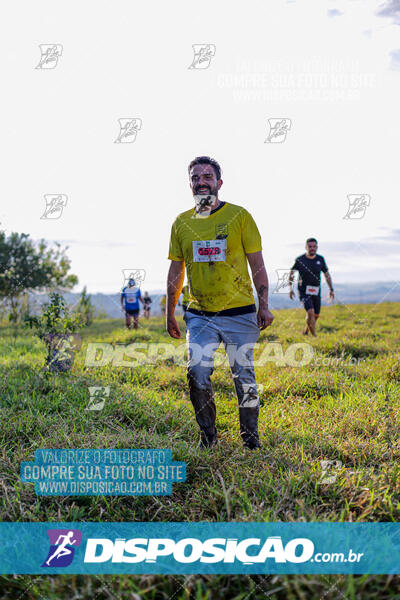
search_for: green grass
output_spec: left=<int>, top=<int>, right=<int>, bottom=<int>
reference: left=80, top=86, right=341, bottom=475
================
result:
left=0, top=302, right=400, bottom=598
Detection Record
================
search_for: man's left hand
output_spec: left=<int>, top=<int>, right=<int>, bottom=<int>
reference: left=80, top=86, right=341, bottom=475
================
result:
left=257, top=307, right=274, bottom=330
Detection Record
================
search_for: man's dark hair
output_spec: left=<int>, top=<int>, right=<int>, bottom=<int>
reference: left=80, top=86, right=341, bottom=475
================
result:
left=306, top=237, right=318, bottom=245
left=188, top=156, right=222, bottom=180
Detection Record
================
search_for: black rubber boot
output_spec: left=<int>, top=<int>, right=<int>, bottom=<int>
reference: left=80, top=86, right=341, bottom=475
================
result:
left=236, top=383, right=261, bottom=449
left=187, top=372, right=218, bottom=448
left=239, top=406, right=261, bottom=449
left=200, top=430, right=218, bottom=448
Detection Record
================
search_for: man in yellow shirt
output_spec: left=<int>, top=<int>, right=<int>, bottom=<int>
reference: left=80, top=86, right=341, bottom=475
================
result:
left=166, top=156, right=274, bottom=450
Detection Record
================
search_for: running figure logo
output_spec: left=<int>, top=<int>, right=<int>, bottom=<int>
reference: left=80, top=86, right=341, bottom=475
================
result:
left=122, top=269, right=146, bottom=288
left=318, top=460, right=343, bottom=485
left=343, top=194, right=371, bottom=220
left=35, top=44, right=63, bottom=69
left=264, top=119, right=292, bottom=143
left=114, top=118, right=142, bottom=143
left=274, top=269, right=299, bottom=294
left=42, top=529, right=82, bottom=567
left=86, top=386, right=110, bottom=411
left=40, top=194, right=68, bottom=220
left=188, top=44, right=216, bottom=69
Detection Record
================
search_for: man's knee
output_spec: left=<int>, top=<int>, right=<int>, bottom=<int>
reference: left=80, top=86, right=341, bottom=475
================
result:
left=314, top=314, right=319, bottom=320
left=307, top=309, right=315, bottom=319
left=187, top=365, right=213, bottom=390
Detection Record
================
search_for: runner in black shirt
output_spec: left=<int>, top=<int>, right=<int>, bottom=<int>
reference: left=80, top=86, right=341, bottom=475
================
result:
left=143, top=291, right=152, bottom=319
left=289, top=238, right=334, bottom=336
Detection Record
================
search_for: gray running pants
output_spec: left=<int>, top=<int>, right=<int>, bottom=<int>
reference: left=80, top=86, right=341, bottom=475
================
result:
left=183, top=310, right=261, bottom=447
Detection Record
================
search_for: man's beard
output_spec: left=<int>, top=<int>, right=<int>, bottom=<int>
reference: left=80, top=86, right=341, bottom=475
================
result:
left=194, top=184, right=217, bottom=197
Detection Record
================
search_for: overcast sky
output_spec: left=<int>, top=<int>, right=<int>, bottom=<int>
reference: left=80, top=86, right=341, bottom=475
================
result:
left=1, top=0, right=400, bottom=292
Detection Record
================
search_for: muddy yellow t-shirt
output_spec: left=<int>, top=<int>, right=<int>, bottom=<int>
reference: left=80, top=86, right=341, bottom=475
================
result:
left=168, top=201, right=262, bottom=313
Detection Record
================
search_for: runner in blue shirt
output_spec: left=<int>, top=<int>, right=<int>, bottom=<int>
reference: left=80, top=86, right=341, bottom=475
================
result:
left=120, top=278, right=144, bottom=329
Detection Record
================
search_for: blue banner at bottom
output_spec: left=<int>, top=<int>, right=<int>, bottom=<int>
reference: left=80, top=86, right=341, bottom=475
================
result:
left=0, top=522, right=399, bottom=574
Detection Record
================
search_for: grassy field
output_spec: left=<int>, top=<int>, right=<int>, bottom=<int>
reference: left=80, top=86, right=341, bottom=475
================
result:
left=1, top=302, right=400, bottom=599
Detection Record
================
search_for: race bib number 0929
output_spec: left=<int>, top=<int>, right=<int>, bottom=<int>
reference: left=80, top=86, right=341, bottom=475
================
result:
left=193, top=239, right=227, bottom=262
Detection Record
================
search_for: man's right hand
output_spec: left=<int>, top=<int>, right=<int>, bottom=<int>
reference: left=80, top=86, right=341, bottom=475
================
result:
left=166, top=315, right=181, bottom=339
left=289, top=290, right=295, bottom=300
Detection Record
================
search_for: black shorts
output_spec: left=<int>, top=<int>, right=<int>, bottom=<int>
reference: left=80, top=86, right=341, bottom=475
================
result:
left=300, top=294, right=321, bottom=314
left=125, top=308, right=139, bottom=316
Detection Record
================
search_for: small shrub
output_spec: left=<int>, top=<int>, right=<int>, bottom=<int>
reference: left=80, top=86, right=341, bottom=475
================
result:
left=25, top=292, right=83, bottom=372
